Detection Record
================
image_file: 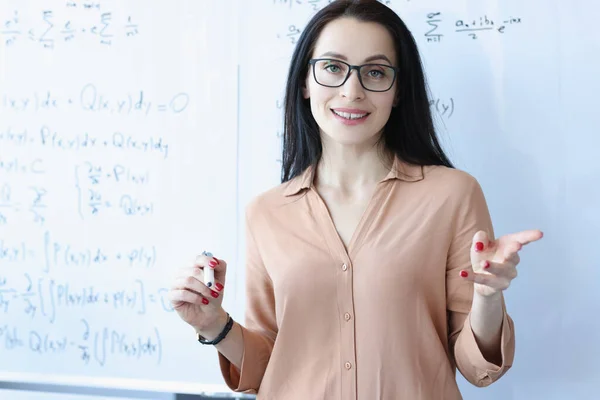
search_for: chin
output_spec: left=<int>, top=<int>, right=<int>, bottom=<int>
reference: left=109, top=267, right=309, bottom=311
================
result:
left=321, top=127, right=381, bottom=147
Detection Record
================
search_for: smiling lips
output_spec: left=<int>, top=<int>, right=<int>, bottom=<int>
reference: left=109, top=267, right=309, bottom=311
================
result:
left=331, top=108, right=371, bottom=125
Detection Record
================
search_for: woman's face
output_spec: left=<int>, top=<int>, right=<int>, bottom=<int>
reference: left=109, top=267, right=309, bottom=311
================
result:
left=304, top=17, right=398, bottom=149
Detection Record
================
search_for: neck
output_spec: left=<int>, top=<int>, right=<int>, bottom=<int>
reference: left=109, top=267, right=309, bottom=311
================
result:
left=314, top=139, right=393, bottom=193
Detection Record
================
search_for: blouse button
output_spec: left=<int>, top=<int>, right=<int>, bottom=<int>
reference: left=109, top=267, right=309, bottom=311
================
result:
left=344, top=313, right=351, bottom=321
left=345, top=362, right=352, bottom=370
left=342, top=263, right=348, bottom=271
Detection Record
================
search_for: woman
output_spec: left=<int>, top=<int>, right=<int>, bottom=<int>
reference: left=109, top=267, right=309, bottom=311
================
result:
left=168, top=1, right=543, bottom=399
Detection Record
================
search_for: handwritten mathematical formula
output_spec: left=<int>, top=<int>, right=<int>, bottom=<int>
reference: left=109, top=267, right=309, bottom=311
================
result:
left=0, top=320, right=162, bottom=367
left=0, top=231, right=156, bottom=272
left=425, top=12, right=523, bottom=41
left=2, top=84, right=190, bottom=116
left=0, top=157, right=159, bottom=225
left=0, top=274, right=171, bottom=321
left=1, top=128, right=169, bottom=161
left=276, top=12, right=522, bottom=44
left=1, top=2, right=140, bottom=48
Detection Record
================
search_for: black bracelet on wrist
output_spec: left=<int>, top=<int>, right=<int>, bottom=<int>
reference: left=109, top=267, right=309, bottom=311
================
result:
left=197, top=313, right=234, bottom=345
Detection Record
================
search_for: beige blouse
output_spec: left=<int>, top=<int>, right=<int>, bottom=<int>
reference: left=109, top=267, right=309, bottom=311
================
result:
left=217, top=157, right=515, bottom=400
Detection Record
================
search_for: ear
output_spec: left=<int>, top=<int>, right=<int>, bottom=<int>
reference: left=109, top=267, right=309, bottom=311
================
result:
left=302, top=83, right=310, bottom=99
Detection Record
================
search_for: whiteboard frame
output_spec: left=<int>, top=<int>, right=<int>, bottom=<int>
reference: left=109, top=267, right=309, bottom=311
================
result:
left=0, top=372, right=254, bottom=398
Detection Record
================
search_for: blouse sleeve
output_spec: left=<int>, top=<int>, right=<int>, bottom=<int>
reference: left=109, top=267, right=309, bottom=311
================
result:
left=446, top=174, right=516, bottom=387
left=218, top=205, right=277, bottom=393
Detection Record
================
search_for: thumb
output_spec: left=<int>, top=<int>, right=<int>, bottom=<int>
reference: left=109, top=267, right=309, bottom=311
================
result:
left=472, top=230, right=491, bottom=252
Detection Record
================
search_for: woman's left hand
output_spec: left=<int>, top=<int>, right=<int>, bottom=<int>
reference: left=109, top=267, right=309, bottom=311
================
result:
left=461, top=229, right=544, bottom=297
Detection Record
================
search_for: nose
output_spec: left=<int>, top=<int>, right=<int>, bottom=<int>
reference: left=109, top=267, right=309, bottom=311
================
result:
left=340, top=69, right=365, bottom=100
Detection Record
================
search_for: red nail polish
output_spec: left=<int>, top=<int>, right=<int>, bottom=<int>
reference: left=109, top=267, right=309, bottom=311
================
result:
left=460, top=270, right=469, bottom=278
left=211, top=290, right=219, bottom=298
left=202, top=298, right=209, bottom=305
left=209, top=260, right=217, bottom=267
left=475, top=242, right=484, bottom=251
left=215, top=283, right=224, bottom=291
left=483, top=261, right=490, bottom=269
left=212, top=257, right=220, bottom=265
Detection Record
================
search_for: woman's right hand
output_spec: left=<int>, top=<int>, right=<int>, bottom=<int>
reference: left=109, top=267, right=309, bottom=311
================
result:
left=168, top=252, right=227, bottom=332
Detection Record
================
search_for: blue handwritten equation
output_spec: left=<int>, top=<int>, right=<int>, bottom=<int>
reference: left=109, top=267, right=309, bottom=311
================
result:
left=1, top=2, right=140, bottom=48
left=425, top=12, right=523, bottom=42
left=0, top=156, right=45, bottom=174
left=77, top=162, right=150, bottom=186
left=0, top=182, right=48, bottom=227
left=0, top=319, right=162, bottom=366
left=0, top=232, right=156, bottom=271
left=1, top=126, right=170, bottom=159
left=0, top=273, right=172, bottom=322
left=2, top=84, right=190, bottom=115
left=74, top=161, right=155, bottom=219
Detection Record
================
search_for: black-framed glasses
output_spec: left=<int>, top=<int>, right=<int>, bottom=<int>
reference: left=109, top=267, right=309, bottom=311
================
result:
left=308, top=58, right=399, bottom=92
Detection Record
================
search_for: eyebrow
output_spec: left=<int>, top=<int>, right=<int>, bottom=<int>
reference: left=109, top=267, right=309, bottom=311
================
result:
left=317, top=51, right=393, bottom=65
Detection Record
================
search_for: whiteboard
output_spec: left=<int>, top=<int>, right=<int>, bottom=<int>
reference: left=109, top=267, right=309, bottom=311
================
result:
left=1, top=0, right=599, bottom=399
left=0, top=0, right=242, bottom=396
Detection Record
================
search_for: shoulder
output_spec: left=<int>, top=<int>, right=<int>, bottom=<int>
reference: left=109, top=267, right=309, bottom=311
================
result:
left=422, top=164, right=485, bottom=198
left=244, top=178, right=302, bottom=223
left=419, top=165, right=489, bottom=216
left=423, top=165, right=492, bottom=231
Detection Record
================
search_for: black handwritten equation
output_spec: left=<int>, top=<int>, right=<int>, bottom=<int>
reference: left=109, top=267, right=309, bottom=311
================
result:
left=74, top=161, right=155, bottom=219
left=2, top=84, right=190, bottom=116
left=1, top=126, right=170, bottom=159
left=425, top=12, right=523, bottom=42
left=1, top=2, right=140, bottom=48
left=0, top=319, right=162, bottom=366
left=430, top=97, right=455, bottom=119
left=0, top=231, right=156, bottom=272
left=276, top=24, right=302, bottom=45
left=0, top=274, right=173, bottom=323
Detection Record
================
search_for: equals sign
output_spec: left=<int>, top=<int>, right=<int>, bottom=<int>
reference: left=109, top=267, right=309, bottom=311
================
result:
left=157, top=105, right=167, bottom=112
left=149, top=295, right=156, bottom=302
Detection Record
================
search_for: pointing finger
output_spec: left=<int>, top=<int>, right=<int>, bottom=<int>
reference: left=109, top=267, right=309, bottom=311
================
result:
left=507, top=229, right=544, bottom=246
left=503, top=241, right=523, bottom=260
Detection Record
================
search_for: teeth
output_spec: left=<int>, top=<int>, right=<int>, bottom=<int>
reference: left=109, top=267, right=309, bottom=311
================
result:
left=332, top=110, right=368, bottom=120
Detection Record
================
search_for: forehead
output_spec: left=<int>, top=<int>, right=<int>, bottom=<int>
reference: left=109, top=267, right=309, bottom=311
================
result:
left=312, top=17, right=396, bottom=64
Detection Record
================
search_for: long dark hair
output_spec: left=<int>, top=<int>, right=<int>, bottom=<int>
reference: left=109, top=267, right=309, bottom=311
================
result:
left=281, top=0, right=454, bottom=183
